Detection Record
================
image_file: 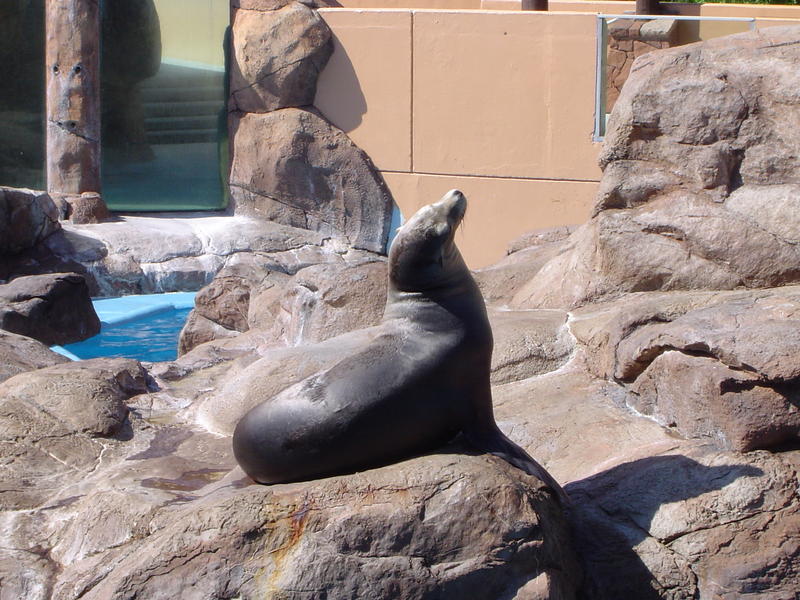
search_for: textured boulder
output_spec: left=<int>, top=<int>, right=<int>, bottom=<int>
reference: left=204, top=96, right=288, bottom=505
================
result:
left=515, top=26, right=800, bottom=309
left=0, top=330, right=69, bottom=383
left=493, top=359, right=800, bottom=600
left=0, top=358, right=148, bottom=510
left=26, top=214, right=340, bottom=297
left=0, top=187, right=60, bottom=255
left=474, top=226, right=575, bottom=305
left=568, top=286, right=800, bottom=452
left=177, top=253, right=290, bottom=354
left=229, top=108, right=394, bottom=253
left=488, top=308, right=573, bottom=385
left=15, top=445, right=577, bottom=600
left=569, top=448, right=799, bottom=600
left=229, top=2, right=332, bottom=113
left=0, top=272, right=100, bottom=345
left=618, top=289, right=800, bottom=451
left=178, top=251, right=386, bottom=355
left=263, top=259, right=387, bottom=346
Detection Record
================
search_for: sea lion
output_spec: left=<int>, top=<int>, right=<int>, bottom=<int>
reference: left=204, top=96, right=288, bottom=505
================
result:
left=232, top=190, right=568, bottom=504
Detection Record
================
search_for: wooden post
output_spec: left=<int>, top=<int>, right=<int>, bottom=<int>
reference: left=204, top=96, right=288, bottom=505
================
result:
left=636, top=0, right=661, bottom=15
left=522, top=0, right=549, bottom=10
left=45, top=0, right=107, bottom=221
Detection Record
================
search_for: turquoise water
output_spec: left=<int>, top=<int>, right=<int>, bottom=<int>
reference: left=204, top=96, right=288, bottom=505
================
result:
left=52, top=292, right=196, bottom=363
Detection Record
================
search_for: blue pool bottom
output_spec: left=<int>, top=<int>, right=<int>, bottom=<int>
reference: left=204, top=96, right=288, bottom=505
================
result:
left=52, top=292, right=197, bottom=363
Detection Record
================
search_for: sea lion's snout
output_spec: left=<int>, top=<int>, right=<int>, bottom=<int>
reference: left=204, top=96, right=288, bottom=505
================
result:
left=439, top=189, right=467, bottom=225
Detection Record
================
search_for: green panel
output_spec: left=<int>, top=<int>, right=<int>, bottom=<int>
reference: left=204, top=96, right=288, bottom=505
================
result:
left=0, top=0, right=45, bottom=190
left=101, top=0, right=229, bottom=212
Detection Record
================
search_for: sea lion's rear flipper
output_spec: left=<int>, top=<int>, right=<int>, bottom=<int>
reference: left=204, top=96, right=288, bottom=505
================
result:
left=465, top=427, right=570, bottom=506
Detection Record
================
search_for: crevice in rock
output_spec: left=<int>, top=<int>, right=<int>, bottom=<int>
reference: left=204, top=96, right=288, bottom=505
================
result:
left=616, top=343, right=759, bottom=384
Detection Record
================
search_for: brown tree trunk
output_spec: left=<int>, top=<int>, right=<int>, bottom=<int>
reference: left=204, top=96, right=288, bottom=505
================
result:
left=636, top=0, right=661, bottom=15
left=45, top=0, right=102, bottom=199
left=522, top=0, right=549, bottom=11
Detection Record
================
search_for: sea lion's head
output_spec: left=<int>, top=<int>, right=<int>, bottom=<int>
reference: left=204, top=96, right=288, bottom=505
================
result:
left=389, top=190, right=468, bottom=293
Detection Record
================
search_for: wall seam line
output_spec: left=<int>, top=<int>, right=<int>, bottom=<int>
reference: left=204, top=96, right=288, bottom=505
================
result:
left=380, top=170, right=601, bottom=184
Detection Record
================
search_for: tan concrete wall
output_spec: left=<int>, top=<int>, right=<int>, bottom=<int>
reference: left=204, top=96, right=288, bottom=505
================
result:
left=315, top=10, right=412, bottom=172
left=383, top=172, right=597, bottom=268
left=316, top=8, right=603, bottom=267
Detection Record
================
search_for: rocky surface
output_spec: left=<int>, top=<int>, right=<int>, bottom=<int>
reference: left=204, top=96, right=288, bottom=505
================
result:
left=229, top=2, right=332, bottom=113
left=0, top=272, right=99, bottom=345
left=0, top=187, right=60, bottom=255
left=0, top=358, right=149, bottom=510
left=178, top=248, right=386, bottom=355
left=0, top=329, right=69, bottom=383
left=515, top=26, right=800, bottom=309
left=229, top=108, right=394, bottom=253
left=227, top=0, right=395, bottom=256
left=7, top=213, right=374, bottom=297
left=474, top=226, right=575, bottom=305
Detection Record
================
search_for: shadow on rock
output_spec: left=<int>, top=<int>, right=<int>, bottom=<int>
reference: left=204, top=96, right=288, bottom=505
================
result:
left=564, top=454, right=763, bottom=599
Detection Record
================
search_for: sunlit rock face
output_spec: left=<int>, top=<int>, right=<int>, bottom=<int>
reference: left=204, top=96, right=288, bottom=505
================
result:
left=513, top=26, right=800, bottom=311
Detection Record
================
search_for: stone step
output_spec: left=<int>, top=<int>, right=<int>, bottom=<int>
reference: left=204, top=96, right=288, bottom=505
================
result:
left=140, top=85, right=223, bottom=104
left=144, top=114, right=219, bottom=132
left=143, top=99, right=221, bottom=118
left=145, top=128, right=219, bottom=144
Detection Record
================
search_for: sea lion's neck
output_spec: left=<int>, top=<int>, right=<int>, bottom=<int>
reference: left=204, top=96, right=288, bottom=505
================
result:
left=383, top=274, right=491, bottom=341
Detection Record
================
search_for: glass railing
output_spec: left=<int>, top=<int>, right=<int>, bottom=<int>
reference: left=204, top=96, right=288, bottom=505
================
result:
left=594, top=13, right=756, bottom=140
left=0, top=0, right=45, bottom=190
left=101, top=0, right=229, bottom=211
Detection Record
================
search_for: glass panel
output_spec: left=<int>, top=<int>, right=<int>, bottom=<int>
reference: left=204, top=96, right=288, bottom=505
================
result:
left=0, top=0, right=45, bottom=190
left=101, top=0, right=229, bottom=211
left=596, top=15, right=754, bottom=140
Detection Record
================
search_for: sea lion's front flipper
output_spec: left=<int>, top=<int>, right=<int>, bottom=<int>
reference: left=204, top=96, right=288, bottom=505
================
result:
left=465, top=426, right=570, bottom=506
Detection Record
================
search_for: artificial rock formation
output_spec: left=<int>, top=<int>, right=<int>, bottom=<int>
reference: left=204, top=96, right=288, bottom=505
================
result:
left=0, top=187, right=60, bottom=255
left=514, top=26, right=800, bottom=310
left=0, top=272, right=99, bottom=345
left=0, top=329, right=69, bottom=383
left=229, top=2, right=332, bottom=113
left=229, top=108, right=393, bottom=253
left=228, top=0, right=394, bottom=254
left=179, top=253, right=387, bottom=355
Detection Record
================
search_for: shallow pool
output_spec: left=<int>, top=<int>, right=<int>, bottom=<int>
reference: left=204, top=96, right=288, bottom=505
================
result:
left=52, top=292, right=196, bottom=362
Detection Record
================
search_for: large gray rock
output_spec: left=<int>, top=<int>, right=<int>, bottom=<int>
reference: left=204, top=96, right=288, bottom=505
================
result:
left=0, top=358, right=579, bottom=599
left=515, top=26, right=800, bottom=309
left=229, top=108, right=394, bottom=253
left=262, top=259, right=387, bottom=346
left=32, top=451, right=577, bottom=600
left=0, top=329, right=69, bottom=383
left=38, top=214, right=338, bottom=296
left=474, top=226, right=575, bottom=306
left=0, top=273, right=100, bottom=345
left=492, top=359, right=800, bottom=600
left=488, top=308, right=573, bottom=385
left=0, top=187, right=60, bottom=255
left=568, top=286, right=800, bottom=452
left=0, top=358, right=148, bottom=510
left=229, top=2, right=332, bottom=113
left=178, top=251, right=386, bottom=355
left=569, top=448, right=800, bottom=600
